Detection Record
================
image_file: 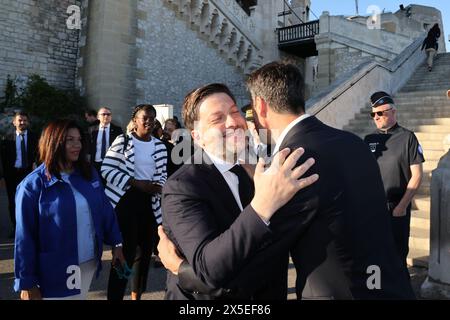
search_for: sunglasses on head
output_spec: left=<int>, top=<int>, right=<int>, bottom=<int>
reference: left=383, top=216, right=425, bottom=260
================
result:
left=370, top=107, right=393, bottom=118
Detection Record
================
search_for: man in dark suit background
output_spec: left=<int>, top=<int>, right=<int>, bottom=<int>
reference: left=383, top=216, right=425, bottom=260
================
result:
left=159, top=63, right=416, bottom=300
left=160, top=83, right=318, bottom=300
left=0, top=111, right=38, bottom=238
left=89, top=106, right=123, bottom=177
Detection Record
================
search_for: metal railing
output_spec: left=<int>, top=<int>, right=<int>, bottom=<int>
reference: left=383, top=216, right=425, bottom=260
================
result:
left=278, top=20, right=319, bottom=45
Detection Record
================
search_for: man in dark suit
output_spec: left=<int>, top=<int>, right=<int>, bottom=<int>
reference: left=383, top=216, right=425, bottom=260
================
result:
left=245, top=62, right=414, bottom=299
left=159, top=63, right=415, bottom=300
left=0, top=111, right=38, bottom=237
left=89, top=107, right=123, bottom=176
left=160, top=83, right=318, bottom=300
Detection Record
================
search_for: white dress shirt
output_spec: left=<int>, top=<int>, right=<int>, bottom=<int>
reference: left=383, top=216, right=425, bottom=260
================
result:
left=205, top=150, right=270, bottom=225
left=14, top=130, right=28, bottom=168
left=272, top=114, right=311, bottom=155
left=95, top=124, right=110, bottom=162
left=205, top=151, right=243, bottom=211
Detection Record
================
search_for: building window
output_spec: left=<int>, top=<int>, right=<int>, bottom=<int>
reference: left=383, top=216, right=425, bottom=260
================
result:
left=235, top=0, right=257, bottom=16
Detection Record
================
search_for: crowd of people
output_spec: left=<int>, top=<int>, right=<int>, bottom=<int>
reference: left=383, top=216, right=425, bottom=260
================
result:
left=1, top=58, right=429, bottom=300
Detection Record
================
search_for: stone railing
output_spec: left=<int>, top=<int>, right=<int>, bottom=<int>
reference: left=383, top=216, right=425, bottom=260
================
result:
left=317, top=14, right=413, bottom=60
left=306, top=36, right=426, bottom=129
left=163, top=0, right=263, bottom=73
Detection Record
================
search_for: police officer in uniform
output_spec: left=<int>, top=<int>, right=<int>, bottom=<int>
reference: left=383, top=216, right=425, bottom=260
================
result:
left=364, top=91, right=425, bottom=276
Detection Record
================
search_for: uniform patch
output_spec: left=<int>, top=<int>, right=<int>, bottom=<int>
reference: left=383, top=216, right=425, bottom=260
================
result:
left=418, top=144, right=423, bottom=155
left=369, top=143, right=378, bottom=153
left=92, top=181, right=100, bottom=188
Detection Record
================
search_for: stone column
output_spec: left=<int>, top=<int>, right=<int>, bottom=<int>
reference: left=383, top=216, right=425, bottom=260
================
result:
left=314, top=11, right=333, bottom=93
left=78, top=0, right=137, bottom=127
left=290, top=0, right=311, bottom=24
left=421, top=134, right=450, bottom=299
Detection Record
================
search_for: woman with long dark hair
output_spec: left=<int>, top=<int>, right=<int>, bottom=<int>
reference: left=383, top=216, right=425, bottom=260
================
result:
left=14, top=119, right=124, bottom=300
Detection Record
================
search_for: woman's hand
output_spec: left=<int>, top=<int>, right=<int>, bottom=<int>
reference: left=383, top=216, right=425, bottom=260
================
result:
left=130, top=179, right=162, bottom=194
left=112, top=246, right=126, bottom=266
left=20, top=287, right=42, bottom=300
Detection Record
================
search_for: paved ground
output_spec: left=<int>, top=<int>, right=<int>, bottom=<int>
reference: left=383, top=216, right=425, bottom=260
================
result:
left=0, top=183, right=428, bottom=300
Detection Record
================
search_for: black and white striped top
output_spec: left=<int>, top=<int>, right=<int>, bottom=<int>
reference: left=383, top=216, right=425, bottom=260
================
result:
left=101, top=133, right=167, bottom=224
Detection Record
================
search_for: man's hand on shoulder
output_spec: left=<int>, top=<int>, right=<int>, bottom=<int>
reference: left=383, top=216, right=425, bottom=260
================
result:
left=251, top=147, right=318, bottom=222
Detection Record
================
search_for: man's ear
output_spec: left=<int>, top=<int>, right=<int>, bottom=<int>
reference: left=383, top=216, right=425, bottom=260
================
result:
left=258, top=97, right=268, bottom=119
left=191, top=129, right=200, bottom=143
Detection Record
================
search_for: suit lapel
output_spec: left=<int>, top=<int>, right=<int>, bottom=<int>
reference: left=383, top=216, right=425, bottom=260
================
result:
left=198, top=152, right=242, bottom=220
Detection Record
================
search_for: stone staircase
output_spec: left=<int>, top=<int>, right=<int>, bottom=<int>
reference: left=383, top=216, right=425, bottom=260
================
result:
left=162, top=0, right=263, bottom=73
left=343, top=52, right=450, bottom=268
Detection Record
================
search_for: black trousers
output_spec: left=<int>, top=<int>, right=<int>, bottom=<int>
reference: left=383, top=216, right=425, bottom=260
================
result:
left=4, top=167, right=31, bottom=228
left=390, top=205, right=411, bottom=279
left=107, top=187, right=157, bottom=300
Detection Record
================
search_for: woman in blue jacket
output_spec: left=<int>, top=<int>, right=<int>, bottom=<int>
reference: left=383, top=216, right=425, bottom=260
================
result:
left=14, top=119, right=125, bottom=299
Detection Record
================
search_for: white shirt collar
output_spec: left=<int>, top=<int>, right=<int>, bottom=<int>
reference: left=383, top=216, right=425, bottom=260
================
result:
left=273, top=114, right=311, bottom=155
left=100, top=124, right=110, bottom=130
left=16, top=130, right=28, bottom=137
left=204, top=150, right=236, bottom=174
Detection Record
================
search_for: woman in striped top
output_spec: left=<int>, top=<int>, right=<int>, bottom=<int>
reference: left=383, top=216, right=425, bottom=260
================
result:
left=101, top=104, right=167, bottom=300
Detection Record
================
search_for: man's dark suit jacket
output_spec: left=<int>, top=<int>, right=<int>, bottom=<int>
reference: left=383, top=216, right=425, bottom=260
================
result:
left=162, top=152, right=289, bottom=300
left=89, top=123, right=123, bottom=161
left=164, top=116, right=415, bottom=300
left=0, top=131, right=38, bottom=177
left=272, top=116, right=415, bottom=299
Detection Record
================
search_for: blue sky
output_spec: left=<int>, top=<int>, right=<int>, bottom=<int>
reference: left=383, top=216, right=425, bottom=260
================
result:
left=309, top=1, right=449, bottom=51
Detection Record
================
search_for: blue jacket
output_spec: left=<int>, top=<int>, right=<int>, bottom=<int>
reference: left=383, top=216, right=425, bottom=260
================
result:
left=14, top=164, right=123, bottom=298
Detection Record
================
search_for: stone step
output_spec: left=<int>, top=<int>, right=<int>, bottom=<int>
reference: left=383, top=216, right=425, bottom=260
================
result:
left=422, top=149, right=448, bottom=160
left=409, top=227, right=429, bottom=251
left=412, top=196, right=430, bottom=211
left=407, top=248, right=429, bottom=268
left=405, top=80, right=450, bottom=86
left=402, top=86, right=450, bottom=92
left=395, top=90, right=450, bottom=98
left=395, top=100, right=450, bottom=107
left=411, top=210, right=430, bottom=230
left=349, top=117, right=450, bottom=127
left=346, top=129, right=450, bottom=144
left=354, top=112, right=450, bottom=121
left=417, top=183, right=430, bottom=195
left=423, top=160, right=438, bottom=172
left=402, top=84, right=450, bottom=90
left=415, top=132, right=449, bottom=142
left=408, top=125, right=450, bottom=133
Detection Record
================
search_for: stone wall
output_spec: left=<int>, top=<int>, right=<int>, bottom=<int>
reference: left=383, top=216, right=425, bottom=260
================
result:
left=0, top=0, right=80, bottom=97
left=136, top=0, right=249, bottom=121
left=334, top=48, right=373, bottom=77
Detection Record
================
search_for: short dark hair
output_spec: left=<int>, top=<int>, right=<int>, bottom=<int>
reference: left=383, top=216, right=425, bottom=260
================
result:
left=246, top=62, right=305, bottom=114
left=13, top=111, right=29, bottom=119
left=132, top=104, right=156, bottom=120
left=182, top=83, right=236, bottom=131
left=84, top=109, right=97, bottom=117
